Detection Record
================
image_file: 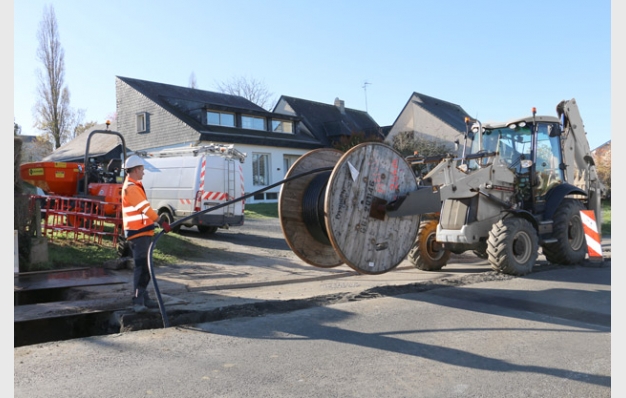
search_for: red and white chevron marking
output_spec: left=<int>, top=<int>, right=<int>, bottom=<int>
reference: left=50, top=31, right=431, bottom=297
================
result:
left=199, top=156, right=206, bottom=188
left=580, top=210, right=602, bottom=260
left=202, top=191, right=229, bottom=201
left=195, top=156, right=207, bottom=210
left=240, top=164, right=245, bottom=210
left=181, top=191, right=230, bottom=205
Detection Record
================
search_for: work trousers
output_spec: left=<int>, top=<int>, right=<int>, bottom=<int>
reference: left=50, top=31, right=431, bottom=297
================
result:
left=129, top=235, right=152, bottom=297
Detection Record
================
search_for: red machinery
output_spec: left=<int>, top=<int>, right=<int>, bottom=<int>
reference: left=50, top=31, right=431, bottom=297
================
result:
left=19, top=160, right=122, bottom=216
left=20, top=129, right=127, bottom=248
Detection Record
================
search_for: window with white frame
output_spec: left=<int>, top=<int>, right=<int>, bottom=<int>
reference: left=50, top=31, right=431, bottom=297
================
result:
left=206, top=111, right=235, bottom=127
left=252, top=153, right=270, bottom=186
left=136, top=112, right=147, bottom=133
left=271, top=119, right=293, bottom=133
left=242, top=115, right=265, bottom=131
left=283, top=155, right=300, bottom=176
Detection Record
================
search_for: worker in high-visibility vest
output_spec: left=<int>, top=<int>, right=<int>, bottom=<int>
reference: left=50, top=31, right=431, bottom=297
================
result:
left=122, top=155, right=171, bottom=312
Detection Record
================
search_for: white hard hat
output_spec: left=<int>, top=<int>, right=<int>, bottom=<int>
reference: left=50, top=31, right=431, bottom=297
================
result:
left=123, top=155, right=144, bottom=170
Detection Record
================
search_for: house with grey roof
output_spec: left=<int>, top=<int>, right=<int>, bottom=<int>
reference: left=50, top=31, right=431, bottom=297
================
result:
left=39, top=76, right=468, bottom=204
left=42, top=122, right=126, bottom=164
left=384, top=92, right=471, bottom=150
left=273, top=96, right=383, bottom=146
left=115, top=76, right=381, bottom=203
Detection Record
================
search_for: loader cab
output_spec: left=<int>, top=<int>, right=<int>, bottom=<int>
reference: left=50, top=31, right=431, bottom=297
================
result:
left=468, top=116, right=565, bottom=211
left=466, top=121, right=530, bottom=171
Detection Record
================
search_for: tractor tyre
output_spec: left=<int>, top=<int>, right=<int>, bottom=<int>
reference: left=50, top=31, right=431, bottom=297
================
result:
left=158, top=210, right=180, bottom=233
left=487, top=216, right=538, bottom=276
left=541, top=199, right=587, bottom=265
left=407, top=219, right=451, bottom=271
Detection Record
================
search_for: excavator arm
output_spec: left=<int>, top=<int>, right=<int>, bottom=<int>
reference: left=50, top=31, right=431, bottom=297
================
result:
left=557, top=98, right=604, bottom=229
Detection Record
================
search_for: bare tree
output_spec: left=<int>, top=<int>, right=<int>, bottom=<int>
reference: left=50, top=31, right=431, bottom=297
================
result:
left=189, top=72, right=198, bottom=89
left=215, top=75, right=275, bottom=110
left=33, top=5, right=81, bottom=149
left=72, top=118, right=98, bottom=138
left=594, top=145, right=611, bottom=199
left=391, top=131, right=455, bottom=177
left=21, top=135, right=54, bottom=163
left=331, top=131, right=383, bottom=152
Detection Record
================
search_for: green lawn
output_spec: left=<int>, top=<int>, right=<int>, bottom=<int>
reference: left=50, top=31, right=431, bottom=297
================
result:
left=28, top=225, right=199, bottom=271
left=244, top=203, right=279, bottom=218
left=29, top=204, right=280, bottom=271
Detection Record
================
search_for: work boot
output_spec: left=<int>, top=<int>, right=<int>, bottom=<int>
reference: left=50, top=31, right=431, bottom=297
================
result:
left=131, top=296, right=148, bottom=313
left=142, top=292, right=159, bottom=309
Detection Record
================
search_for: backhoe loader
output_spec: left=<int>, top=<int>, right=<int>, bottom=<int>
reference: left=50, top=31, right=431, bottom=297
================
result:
left=405, top=98, right=602, bottom=275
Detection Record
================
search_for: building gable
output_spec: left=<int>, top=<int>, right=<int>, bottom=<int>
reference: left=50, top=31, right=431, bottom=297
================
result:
left=385, top=92, right=470, bottom=147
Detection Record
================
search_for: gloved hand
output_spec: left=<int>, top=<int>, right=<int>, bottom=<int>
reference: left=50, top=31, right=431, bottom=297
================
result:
left=160, top=221, right=171, bottom=233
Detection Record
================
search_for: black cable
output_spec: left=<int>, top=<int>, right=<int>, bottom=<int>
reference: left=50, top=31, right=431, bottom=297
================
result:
left=147, top=166, right=335, bottom=328
left=301, top=171, right=332, bottom=245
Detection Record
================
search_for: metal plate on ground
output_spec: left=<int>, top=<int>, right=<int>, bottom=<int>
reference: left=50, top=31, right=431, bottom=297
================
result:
left=279, top=148, right=344, bottom=268
left=14, top=268, right=126, bottom=292
left=325, top=143, right=420, bottom=274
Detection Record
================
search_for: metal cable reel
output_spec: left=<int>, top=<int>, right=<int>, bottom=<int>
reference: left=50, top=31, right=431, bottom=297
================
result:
left=278, top=143, right=421, bottom=275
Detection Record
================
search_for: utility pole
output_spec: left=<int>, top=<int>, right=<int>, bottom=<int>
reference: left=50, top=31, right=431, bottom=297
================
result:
left=362, top=81, right=371, bottom=112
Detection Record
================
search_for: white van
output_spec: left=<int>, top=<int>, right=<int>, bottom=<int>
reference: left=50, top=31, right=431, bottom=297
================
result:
left=139, top=144, right=246, bottom=234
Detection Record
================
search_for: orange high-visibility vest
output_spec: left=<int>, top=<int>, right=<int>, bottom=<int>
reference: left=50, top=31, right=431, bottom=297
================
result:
left=122, top=176, right=159, bottom=240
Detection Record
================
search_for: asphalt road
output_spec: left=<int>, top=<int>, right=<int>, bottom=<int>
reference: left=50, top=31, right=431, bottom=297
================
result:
left=13, top=218, right=612, bottom=397
left=14, top=265, right=610, bottom=398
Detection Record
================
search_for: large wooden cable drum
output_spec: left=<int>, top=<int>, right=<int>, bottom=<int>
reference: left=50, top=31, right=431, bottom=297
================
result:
left=278, top=148, right=344, bottom=268
left=279, top=144, right=420, bottom=274
left=324, top=143, right=420, bottom=274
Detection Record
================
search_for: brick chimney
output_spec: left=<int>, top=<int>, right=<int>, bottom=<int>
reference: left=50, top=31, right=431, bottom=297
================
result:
left=334, top=97, right=345, bottom=114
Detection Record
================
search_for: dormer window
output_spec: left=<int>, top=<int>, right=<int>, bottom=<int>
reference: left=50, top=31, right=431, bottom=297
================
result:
left=207, top=111, right=235, bottom=127
left=242, top=115, right=265, bottom=131
left=136, top=112, right=148, bottom=133
left=271, top=119, right=293, bottom=134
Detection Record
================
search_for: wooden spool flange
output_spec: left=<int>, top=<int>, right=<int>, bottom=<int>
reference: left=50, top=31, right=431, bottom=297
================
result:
left=325, top=143, right=420, bottom=274
left=278, top=148, right=344, bottom=268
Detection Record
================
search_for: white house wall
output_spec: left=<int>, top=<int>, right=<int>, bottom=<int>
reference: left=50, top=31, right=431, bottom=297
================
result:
left=231, top=143, right=310, bottom=204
